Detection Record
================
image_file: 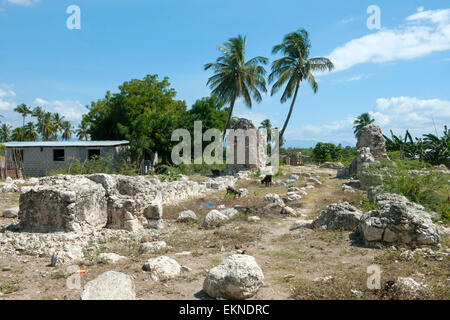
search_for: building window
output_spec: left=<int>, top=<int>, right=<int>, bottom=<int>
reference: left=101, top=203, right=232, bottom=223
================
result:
left=88, top=149, right=101, bottom=160
left=53, top=149, right=65, bottom=162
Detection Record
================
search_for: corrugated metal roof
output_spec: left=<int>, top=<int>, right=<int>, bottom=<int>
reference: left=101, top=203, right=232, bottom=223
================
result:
left=3, top=141, right=130, bottom=148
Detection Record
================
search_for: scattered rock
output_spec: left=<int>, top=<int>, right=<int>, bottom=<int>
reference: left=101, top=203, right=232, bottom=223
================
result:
left=202, top=210, right=229, bottom=228
left=281, top=206, right=297, bottom=217
left=2, top=207, right=19, bottom=218
left=203, top=254, right=264, bottom=299
left=98, top=253, right=127, bottom=264
left=81, top=271, right=136, bottom=300
left=138, top=241, right=167, bottom=254
left=312, top=202, right=362, bottom=230
left=392, top=277, right=427, bottom=297
left=238, top=188, right=248, bottom=197
left=51, top=244, right=84, bottom=267
left=341, top=184, right=356, bottom=194
left=176, top=210, right=197, bottom=223
left=263, top=194, right=284, bottom=206
left=248, top=216, right=261, bottom=222
left=313, top=275, right=333, bottom=282
left=221, top=208, right=239, bottom=219
left=142, top=256, right=181, bottom=281
left=308, top=177, right=322, bottom=185
left=320, top=162, right=344, bottom=169
left=290, top=220, right=313, bottom=230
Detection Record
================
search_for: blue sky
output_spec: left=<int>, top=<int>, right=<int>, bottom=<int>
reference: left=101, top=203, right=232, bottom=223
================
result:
left=0, top=0, right=449, bottom=147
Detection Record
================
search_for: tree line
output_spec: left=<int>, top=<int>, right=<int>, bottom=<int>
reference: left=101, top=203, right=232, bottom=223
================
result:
left=0, top=104, right=89, bottom=142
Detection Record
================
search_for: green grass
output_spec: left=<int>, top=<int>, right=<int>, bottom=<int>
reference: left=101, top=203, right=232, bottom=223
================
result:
left=364, top=159, right=450, bottom=223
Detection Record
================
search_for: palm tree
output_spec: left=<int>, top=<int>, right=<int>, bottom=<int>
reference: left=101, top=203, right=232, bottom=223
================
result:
left=23, top=122, right=38, bottom=141
left=76, top=121, right=89, bottom=141
left=204, top=35, right=268, bottom=134
left=259, top=119, right=272, bottom=142
left=11, top=127, right=24, bottom=142
left=353, top=113, right=375, bottom=138
left=32, top=106, right=45, bottom=137
left=41, top=112, right=56, bottom=141
left=269, top=29, right=334, bottom=140
left=14, top=103, right=32, bottom=140
left=51, top=113, right=65, bottom=140
left=0, top=123, right=11, bottom=142
left=61, top=121, right=73, bottom=140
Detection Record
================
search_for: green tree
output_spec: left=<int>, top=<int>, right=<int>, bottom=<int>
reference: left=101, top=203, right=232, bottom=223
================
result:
left=51, top=113, right=65, bottom=140
left=61, top=121, right=73, bottom=141
left=84, top=74, right=187, bottom=163
left=0, top=123, right=12, bottom=142
left=269, top=29, right=334, bottom=140
left=23, top=122, right=38, bottom=141
left=259, top=119, right=272, bottom=142
left=353, top=113, right=375, bottom=138
left=14, top=103, right=32, bottom=140
left=11, top=127, right=24, bottom=141
left=204, top=35, right=268, bottom=134
left=40, top=112, right=56, bottom=141
left=76, top=121, right=90, bottom=141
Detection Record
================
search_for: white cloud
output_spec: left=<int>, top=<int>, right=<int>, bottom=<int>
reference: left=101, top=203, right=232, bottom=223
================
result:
left=327, top=8, right=450, bottom=72
left=32, top=98, right=86, bottom=121
left=370, top=96, right=450, bottom=136
left=4, top=0, right=39, bottom=6
left=234, top=111, right=280, bottom=128
left=284, top=96, right=450, bottom=145
left=0, top=87, right=16, bottom=111
left=340, top=17, right=356, bottom=24
left=284, top=117, right=355, bottom=143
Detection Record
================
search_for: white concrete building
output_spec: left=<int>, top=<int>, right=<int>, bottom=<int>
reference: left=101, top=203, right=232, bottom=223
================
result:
left=2, top=141, right=129, bottom=177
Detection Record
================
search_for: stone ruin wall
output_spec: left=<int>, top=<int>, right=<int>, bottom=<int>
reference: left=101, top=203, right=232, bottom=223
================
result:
left=18, top=173, right=237, bottom=233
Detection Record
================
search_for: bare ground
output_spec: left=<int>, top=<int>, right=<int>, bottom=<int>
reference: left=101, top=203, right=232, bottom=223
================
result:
left=0, top=165, right=448, bottom=300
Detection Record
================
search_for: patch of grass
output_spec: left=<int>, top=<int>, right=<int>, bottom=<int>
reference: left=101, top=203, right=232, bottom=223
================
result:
left=0, top=282, right=18, bottom=295
left=365, top=162, right=450, bottom=223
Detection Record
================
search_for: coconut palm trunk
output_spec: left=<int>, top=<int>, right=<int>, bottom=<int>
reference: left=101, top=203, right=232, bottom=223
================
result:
left=223, top=98, right=236, bottom=136
left=280, top=82, right=299, bottom=140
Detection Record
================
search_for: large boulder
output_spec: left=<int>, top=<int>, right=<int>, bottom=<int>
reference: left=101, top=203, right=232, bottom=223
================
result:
left=142, top=256, right=181, bottom=281
left=81, top=271, right=136, bottom=300
left=312, top=202, right=362, bottom=230
left=19, top=175, right=107, bottom=232
left=359, top=193, right=440, bottom=247
left=203, top=254, right=264, bottom=299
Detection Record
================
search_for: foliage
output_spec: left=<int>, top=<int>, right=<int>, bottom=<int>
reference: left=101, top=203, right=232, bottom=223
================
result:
left=204, top=35, right=268, bottom=132
left=313, top=142, right=342, bottom=161
left=384, top=126, right=449, bottom=166
left=269, top=29, right=334, bottom=139
left=83, top=74, right=187, bottom=164
left=365, top=160, right=449, bottom=223
left=353, top=113, right=375, bottom=138
left=49, top=155, right=136, bottom=176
